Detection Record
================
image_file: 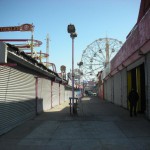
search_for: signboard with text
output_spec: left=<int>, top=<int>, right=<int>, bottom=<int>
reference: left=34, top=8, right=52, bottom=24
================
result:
left=0, top=24, right=33, bottom=32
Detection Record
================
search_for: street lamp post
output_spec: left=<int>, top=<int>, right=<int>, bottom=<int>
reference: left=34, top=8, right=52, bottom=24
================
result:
left=67, top=24, right=77, bottom=115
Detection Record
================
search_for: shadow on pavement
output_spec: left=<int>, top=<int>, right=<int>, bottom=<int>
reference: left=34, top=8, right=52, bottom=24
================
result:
left=0, top=96, right=150, bottom=150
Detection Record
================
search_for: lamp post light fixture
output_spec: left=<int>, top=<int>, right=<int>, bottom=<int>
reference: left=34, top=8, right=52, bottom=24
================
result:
left=67, top=24, right=76, bottom=34
left=60, top=65, right=66, bottom=79
left=67, top=24, right=77, bottom=115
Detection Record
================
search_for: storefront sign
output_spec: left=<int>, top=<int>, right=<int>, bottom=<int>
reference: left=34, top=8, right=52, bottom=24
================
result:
left=0, top=24, right=33, bottom=32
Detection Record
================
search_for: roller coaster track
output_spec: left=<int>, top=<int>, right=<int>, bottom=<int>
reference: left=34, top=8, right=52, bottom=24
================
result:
left=0, top=39, right=42, bottom=49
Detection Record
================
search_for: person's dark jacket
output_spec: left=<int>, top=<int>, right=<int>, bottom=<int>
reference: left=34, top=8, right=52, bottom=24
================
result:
left=128, top=90, right=139, bottom=105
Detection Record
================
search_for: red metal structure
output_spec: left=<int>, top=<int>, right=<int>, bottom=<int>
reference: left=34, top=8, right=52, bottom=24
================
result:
left=0, top=39, right=42, bottom=49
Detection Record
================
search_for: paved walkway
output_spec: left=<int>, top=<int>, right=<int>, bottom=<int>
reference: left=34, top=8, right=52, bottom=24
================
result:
left=0, top=97, right=150, bottom=150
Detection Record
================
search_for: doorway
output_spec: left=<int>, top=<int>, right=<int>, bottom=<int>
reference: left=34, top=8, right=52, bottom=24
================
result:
left=127, top=63, right=146, bottom=113
left=139, top=64, right=146, bottom=112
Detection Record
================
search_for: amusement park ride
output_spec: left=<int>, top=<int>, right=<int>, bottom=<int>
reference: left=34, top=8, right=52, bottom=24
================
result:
left=0, top=23, right=56, bottom=72
left=79, top=38, right=123, bottom=82
left=65, top=37, right=123, bottom=90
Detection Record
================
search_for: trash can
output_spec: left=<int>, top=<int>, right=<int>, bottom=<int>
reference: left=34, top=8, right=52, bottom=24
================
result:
left=69, top=97, right=78, bottom=115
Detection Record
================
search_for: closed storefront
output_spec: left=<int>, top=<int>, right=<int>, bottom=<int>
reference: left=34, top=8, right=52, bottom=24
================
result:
left=104, top=80, right=107, bottom=100
left=121, top=69, right=127, bottom=108
left=113, top=72, right=121, bottom=106
left=98, top=84, right=104, bottom=99
left=0, top=66, right=36, bottom=135
left=111, top=76, right=114, bottom=103
left=65, top=91, right=68, bottom=101
left=106, top=78, right=112, bottom=102
left=60, top=84, right=65, bottom=104
left=145, top=53, right=150, bottom=119
left=0, top=42, right=68, bottom=135
left=98, top=1, right=150, bottom=119
left=52, top=82, right=59, bottom=107
left=37, top=78, right=51, bottom=112
left=65, top=90, right=72, bottom=101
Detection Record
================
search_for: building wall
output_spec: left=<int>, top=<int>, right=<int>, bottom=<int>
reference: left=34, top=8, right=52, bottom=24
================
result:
left=103, top=68, right=128, bottom=108
left=37, top=78, right=52, bottom=112
left=51, top=82, right=60, bottom=107
left=65, top=90, right=72, bottom=101
left=121, top=69, right=127, bottom=108
left=60, top=84, right=65, bottom=104
left=98, top=84, right=104, bottom=100
left=104, top=78, right=112, bottom=102
left=101, top=4, right=150, bottom=119
left=113, top=72, right=122, bottom=106
left=104, top=80, right=107, bottom=101
left=0, top=66, right=36, bottom=135
left=102, top=53, right=150, bottom=119
left=111, top=76, right=114, bottom=103
left=145, top=52, right=150, bottom=119
left=0, top=65, right=70, bottom=135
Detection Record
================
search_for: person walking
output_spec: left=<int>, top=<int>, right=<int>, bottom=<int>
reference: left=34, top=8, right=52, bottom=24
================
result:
left=128, top=88, right=139, bottom=117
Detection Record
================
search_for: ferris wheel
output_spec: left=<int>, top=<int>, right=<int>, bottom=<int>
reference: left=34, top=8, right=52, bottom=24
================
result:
left=79, top=38, right=123, bottom=81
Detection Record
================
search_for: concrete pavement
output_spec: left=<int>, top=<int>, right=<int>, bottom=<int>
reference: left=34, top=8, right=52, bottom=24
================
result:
left=0, top=96, right=150, bottom=150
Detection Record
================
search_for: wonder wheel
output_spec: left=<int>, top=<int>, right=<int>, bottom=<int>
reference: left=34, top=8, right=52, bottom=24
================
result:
left=79, top=38, right=123, bottom=81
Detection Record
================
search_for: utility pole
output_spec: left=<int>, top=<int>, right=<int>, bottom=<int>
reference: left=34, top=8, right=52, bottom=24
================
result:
left=46, top=34, right=50, bottom=67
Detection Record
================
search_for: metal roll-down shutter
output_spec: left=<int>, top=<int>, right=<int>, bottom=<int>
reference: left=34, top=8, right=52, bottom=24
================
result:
left=0, top=66, right=35, bottom=135
left=60, top=84, right=65, bottom=104
left=52, top=82, right=59, bottom=107
left=113, top=72, right=121, bottom=106
left=37, top=78, right=51, bottom=111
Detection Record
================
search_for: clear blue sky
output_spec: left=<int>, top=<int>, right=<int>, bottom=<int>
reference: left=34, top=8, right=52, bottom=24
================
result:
left=0, top=0, right=141, bottom=73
